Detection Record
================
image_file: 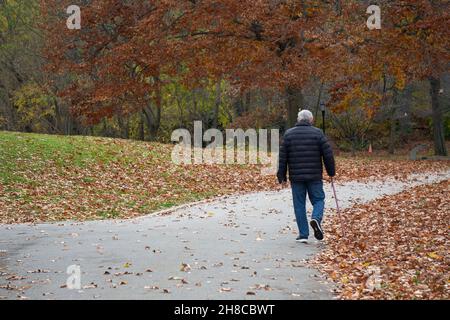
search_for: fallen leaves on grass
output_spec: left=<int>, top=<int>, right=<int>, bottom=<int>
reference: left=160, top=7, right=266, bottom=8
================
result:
left=314, top=180, right=450, bottom=300
left=0, top=132, right=448, bottom=223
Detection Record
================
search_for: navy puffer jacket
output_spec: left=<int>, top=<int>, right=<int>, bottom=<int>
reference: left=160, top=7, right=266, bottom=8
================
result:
left=277, top=120, right=335, bottom=182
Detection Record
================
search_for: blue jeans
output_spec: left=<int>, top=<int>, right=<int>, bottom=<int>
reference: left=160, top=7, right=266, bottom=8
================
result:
left=291, top=181, right=325, bottom=238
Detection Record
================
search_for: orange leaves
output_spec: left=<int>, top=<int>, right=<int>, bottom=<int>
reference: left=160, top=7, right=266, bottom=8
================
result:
left=39, top=0, right=450, bottom=124
left=330, top=83, right=381, bottom=118
left=314, top=179, right=450, bottom=300
left=1, top=132, right=449, bottom=224
left=38, top=1, right=348, bottom=120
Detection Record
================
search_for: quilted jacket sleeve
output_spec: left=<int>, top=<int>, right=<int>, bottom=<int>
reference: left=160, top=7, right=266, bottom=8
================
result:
left=277, top=133, right=289, bottom=183
left=319, top=133, right=335, bottom=177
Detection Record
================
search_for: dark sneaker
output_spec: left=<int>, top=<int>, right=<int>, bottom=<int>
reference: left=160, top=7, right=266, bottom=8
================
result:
left=310, top=219, right=324, bottom=241
left=296, top=236, right=308, bottom=243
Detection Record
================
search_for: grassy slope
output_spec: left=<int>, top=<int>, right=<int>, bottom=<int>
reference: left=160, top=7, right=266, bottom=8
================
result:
left=0, top=131, right=278, bottom=223
left=0, top=132, right=205, bottom=222
left=0, top=131, right=448, bottom=224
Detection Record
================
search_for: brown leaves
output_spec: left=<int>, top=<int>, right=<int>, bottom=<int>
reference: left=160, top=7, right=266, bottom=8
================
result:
left=39, top=0, right=450, bottom=153
left=180, top=263, right=191, bottom=272
left=1, top=131, right=449, bottom=224
left=314, top=179, right=450, bottom=300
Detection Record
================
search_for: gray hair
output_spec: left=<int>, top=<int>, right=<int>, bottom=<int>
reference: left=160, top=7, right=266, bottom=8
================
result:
left=297, top=109, right=314, bottom=123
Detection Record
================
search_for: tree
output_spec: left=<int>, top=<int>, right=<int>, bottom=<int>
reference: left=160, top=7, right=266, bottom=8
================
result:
left=429, top=76, right=447, bottom=156
left=41, top=0, right=340, bottom=131
left=0, top=0, right=42, bottom=130
left=41, top=0, right=449, bottom=153
left=327, top=1, right=449, bottom=155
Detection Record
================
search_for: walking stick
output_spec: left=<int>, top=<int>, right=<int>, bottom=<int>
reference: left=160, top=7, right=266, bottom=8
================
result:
left=331, top=177, right=346, bottom=237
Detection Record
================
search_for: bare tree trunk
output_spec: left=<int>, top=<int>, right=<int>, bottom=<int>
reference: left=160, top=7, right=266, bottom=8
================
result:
left=388, top=89, right=398, bottom=155
left=142, top=77, right=163, bottom=141
left=286, top=86, right=304, bottom=128
left=398, top=84, right=413, bottom=142
left=117, top=114, right=129, bottom=139
left=212, top=81, right=222, bottom=128
left=244, top=91, right=251, bottom=113
left=388, top=114, right=396, bottom=155
left=53, top=98, right=63, bottom=134
left=138, top=111, right=145, bottom=141
left=0, top=87, right=17, bottom=130
left=429, top=76, right=448, bottom=156
left=174, top=83, right=185, bottom=127
left=143, top=105, right=160, bottom=141
left=314, top=82, right=324, bottom=120
left=101, top=119, right=109, bottom=137
left=234, top=96, right=244, bottom=116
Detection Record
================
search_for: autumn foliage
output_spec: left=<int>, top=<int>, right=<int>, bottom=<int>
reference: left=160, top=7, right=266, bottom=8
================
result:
left=316, top=180, right=450, bottom=299
left=40, top=1, right=449, bottom=125
left=0, top=130, right=448, bottom=224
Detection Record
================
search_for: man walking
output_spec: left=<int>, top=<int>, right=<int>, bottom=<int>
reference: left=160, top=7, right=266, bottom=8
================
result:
left=277, top=109, right=335, bottom=243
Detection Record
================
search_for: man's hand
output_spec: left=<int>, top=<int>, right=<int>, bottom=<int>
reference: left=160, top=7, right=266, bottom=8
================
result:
left=277, top=175, right=287, bottom=184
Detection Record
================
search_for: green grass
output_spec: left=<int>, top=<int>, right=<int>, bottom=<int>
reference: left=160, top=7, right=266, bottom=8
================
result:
left=158, top=201, right=177, bottom=209
left=0, top=131, right=149, bottom=185
left=5, top=130, right=442, bottom=224
left=96, top=208, right=121, bottom=219
left=0, top=130, right=217, bottom=223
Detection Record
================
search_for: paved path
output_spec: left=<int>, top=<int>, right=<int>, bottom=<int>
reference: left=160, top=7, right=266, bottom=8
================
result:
left=0, top=171, right=449, bottom=300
